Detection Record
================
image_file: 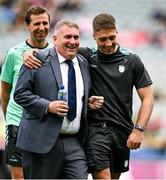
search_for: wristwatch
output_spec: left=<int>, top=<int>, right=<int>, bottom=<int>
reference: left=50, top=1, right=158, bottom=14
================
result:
left=134, top=124, right=145, bottom=132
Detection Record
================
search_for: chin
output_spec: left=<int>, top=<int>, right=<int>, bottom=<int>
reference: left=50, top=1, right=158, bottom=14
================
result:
left=105, top=48, right=116, bottom=54
left=68, top=53, right=76, bottom=58
left=101, top=50, right=113, bottom=55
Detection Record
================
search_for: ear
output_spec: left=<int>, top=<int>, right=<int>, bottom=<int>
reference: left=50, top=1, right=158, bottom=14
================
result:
left=24, top=22, right=28, bottom=30
left=53, top=36, right=57, bottom=45
left=53, top=35, right=57, bottom=41
left=93, top=33, right=96, bottom=40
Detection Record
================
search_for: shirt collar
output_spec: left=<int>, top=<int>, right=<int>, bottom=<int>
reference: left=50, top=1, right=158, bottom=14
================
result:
left=57, top=52, right=78, bottom=65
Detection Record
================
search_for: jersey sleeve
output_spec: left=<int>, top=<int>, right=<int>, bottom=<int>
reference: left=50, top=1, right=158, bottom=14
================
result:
left=0, top=50, right=15, bottom=84
left=132, top=54, right=153, bottom=89
left=78, top=47, right=91, bottom=60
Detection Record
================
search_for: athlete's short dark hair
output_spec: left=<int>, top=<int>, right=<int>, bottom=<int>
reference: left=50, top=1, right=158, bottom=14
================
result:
left=25, top=5, right=50, bottom=24
left=93, top=13, right=116, bottom=32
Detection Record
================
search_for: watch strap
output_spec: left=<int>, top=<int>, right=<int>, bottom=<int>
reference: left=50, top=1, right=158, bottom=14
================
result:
left=134, top=124, right=145, bottom=132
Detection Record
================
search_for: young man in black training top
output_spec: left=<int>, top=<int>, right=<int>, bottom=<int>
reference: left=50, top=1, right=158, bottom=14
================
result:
left=78, top=13, right=153, bottom=179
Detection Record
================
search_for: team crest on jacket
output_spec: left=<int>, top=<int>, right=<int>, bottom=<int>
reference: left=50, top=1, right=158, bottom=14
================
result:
left=119, top=65, right=125, bottom=73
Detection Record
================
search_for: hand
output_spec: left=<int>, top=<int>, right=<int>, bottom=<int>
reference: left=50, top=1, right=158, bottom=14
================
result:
left=23, top=49, right=42, bottom=69
left=48, top=100, right=69, bottom=116
left=127, top=129, right=144, bottom=150
left=88, top=96, right=104, bottom=110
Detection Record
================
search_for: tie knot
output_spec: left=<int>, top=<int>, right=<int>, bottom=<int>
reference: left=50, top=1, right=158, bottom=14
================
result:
left=65, top=60, right=73, bottom=67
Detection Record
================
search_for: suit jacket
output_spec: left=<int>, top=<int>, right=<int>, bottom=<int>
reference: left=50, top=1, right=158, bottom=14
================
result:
left=14, top=47, right=91, bottom=154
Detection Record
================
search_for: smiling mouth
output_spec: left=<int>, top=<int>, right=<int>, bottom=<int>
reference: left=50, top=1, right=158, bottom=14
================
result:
left=105, top=45, right=116, bottom=50
left=68, top=47, right=75, bottom=49
left=104, top=48, right=113, bottom=52
left=67, top=44, right=77, bottom=50
left=37, top=31, right=47, bottom=36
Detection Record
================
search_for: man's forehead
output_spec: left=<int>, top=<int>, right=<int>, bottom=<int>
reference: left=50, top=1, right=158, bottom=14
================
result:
left=94, top=29, right=117, bottom=37
left=30, top=13, right=49, bottom=22
left=58, top=26, right=79, bottom=35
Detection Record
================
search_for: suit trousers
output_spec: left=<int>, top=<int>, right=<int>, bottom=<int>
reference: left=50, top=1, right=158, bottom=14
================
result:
left=22, top=135, right=88, bottom=179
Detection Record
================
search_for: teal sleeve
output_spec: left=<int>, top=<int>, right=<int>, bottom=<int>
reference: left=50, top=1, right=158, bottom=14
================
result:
left=1, top=50, right=14, bottom=84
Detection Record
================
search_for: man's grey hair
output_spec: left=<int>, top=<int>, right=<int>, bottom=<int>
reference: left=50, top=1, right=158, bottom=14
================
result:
left=54, top=19, right=79, bottom=34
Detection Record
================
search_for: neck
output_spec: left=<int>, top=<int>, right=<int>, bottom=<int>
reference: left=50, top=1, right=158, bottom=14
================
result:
left=27, top=39, right=47, bottom=48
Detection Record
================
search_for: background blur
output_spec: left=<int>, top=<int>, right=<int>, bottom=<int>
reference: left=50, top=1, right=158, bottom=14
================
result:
left=0, top=0, right=166, bottom=179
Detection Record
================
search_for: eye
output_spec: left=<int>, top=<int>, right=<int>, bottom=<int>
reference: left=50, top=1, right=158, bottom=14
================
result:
left=65, top=35, right=72, bottom=39
left=43, top=22, right=49, bottom=25
left=74, top=36, right=79, bottom=40
left=65, top=35, right=79, bottom=40
left=34, top=22, right=40, bottom=26
left=98, top=37, right=107, bottom=42
left=109, top=36, right=115, bottom=41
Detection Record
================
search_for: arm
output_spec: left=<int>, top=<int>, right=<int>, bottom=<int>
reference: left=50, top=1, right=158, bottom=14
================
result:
left=0, top=49, right=14, bottom=118
left=78, top=47, right=91, bottom=60
left=1, top=81, right=12, bottom=118
left=14, top=65, right=50, bottom=120
left=127, top=85, right=154, bottom=150
left=135, top=85, right=154, bottom=127
left=14, top=65, right=69, bottom=120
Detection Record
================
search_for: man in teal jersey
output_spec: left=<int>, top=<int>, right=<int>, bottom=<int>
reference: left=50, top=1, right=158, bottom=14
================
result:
left=0, top=5, right=51, bottom=179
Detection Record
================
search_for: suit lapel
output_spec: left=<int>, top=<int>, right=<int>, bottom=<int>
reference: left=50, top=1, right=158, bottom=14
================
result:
left=48, top=50, right=89, bottom=102
left=49, top=48, right=63, bottom=87
left=77, top=56, right=89, bottom=102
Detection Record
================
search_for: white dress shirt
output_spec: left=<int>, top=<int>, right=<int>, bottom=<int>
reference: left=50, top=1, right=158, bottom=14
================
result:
left=57, top=53, right=84, bottom=134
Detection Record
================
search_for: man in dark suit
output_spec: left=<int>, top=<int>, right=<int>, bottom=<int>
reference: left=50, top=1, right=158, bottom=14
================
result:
left=14, top=19, right=104, bottom=179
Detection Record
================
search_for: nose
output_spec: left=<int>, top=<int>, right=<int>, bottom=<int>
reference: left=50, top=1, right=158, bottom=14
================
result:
left=39, top=23, right=45, bottom=31
left=69, top=37, right=76, bottom=43
left=105, top=39, right=112, bottom=46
